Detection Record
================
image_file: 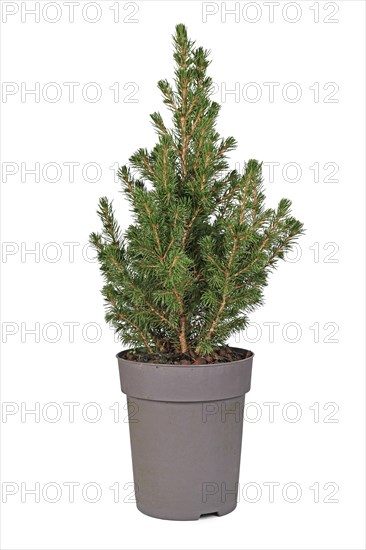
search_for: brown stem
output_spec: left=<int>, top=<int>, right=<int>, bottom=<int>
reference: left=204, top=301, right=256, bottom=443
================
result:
left=181, top=206, right=200, bottom=248
left=173, top=290, right=188, bottom=353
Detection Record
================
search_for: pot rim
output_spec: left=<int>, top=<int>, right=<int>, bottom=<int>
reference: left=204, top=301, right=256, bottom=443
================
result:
left=117, top=346, right=254, bottom=401
left=116, top=346, right=254, bottom=368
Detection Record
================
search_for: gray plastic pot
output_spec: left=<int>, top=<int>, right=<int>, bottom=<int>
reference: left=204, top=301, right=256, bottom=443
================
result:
left=117, top=347, right=253, bottom=520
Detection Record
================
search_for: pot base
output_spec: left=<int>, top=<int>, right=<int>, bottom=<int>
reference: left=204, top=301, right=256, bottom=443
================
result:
left=136, top=502, right=237, bottom=521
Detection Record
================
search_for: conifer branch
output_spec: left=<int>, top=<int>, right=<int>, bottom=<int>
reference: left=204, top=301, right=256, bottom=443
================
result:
left=90, top=24, right=304, bottom=357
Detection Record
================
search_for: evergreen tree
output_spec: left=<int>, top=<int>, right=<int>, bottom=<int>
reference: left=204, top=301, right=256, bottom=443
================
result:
left=90, top=24, right=304, bottom=359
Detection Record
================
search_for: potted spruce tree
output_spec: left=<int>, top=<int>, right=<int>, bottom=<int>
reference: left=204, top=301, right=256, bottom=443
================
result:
left=90, top=24, right=304, bottom=520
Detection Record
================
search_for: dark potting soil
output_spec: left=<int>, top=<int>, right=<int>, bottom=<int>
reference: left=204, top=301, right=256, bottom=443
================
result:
left=121, top=345, right=253, bottom=365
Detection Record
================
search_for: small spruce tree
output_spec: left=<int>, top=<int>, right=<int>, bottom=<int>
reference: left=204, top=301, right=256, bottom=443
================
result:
left=90, top=24, right=304, bottom=359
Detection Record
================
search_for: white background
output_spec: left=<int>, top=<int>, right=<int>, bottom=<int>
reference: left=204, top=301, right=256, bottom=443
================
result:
left=1, top=1, right=365, bottom=549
